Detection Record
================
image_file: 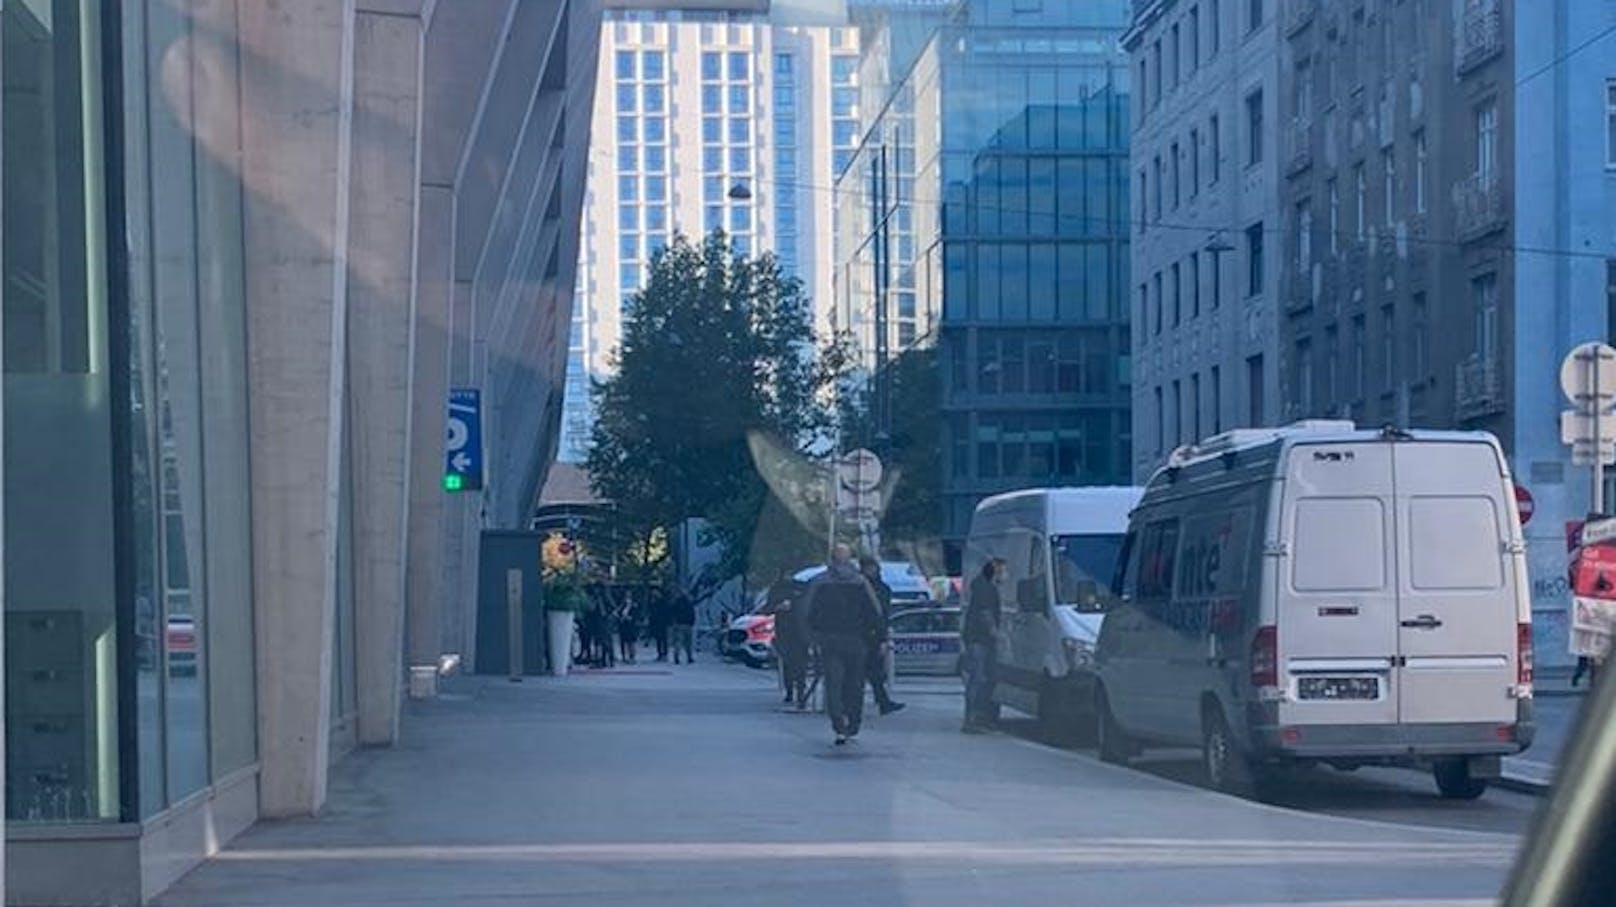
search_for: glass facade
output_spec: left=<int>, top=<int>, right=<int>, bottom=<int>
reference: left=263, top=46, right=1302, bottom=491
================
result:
left=3, top=0, right=259, bottom=824
left=836, top=10, right=1133, bottom=562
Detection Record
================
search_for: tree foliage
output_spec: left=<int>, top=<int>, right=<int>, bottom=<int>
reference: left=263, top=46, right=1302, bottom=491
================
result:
left=586, top=233, right=829, bottom=587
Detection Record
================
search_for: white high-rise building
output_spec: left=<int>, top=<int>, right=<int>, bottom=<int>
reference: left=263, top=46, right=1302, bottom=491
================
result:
left=560, top=5, right=861, bottom=462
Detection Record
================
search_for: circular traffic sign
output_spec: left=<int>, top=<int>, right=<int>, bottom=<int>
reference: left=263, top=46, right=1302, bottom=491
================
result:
left=838, top=448, right=883, bottom=493
left=1560, top=342, right=1616, bottom=407
left=1515, top=484, right=1534, bottom=526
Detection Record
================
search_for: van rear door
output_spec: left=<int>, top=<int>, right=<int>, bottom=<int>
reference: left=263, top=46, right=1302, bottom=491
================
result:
left=1279, top=442, right=1400, bottom=727
left=1392, top=442, right=1516, bottom=725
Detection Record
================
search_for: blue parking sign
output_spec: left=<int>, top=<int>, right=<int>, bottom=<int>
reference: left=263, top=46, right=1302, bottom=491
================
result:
left=444, top=388, right=483, bottom=492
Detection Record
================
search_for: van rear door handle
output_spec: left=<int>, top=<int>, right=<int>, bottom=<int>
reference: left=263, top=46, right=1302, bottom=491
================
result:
left=1400, top=614, right=1443, bottom=630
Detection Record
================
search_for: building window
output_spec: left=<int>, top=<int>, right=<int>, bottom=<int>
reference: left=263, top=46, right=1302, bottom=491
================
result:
left=1413, top=292, right=1429, bottom=380
left=701, top=51, right=721, bottom=81
left=1381, top=147, right=1395, bottom=225
left=1327, top=177, right=1340, bottom=252
left=1170, top=141, right=1181, bottom=209
left=1171, top=262, right=1182, bottom=326
left=1153, top=271, right=1163, bottom=335
left=1189, top=5, right=1201, bottom=70
left=1381, top=303, right=1396, bottom=388
left=1152, top=40, right=1163, bottom=109
left=1295, top=58, right=1312, bottom=125
left=1152, top=155, right=1163, bottom=221
left=641, top=50, right=665, bottom=80
left=1353, top=163, right=1366, bottom=241
left=616, top=50, right=636, bottom=79
left=1138, top=169, right=1148, bottom=233
left=1607, top=80, right=1616, bottom=168
left=1246, top=89, right=1263, bottom=166
left=1296, top=339, right=1314, bottom=415
left=1189, top=251, right=1201, bottom=318
left=1210, top=114, right=1221, bottom=183
left=1155, top=386, right=1166, bottom=455
left=1246, top=221, right=1264, bottom=296
left=1191, top=373, right=1202, bottom=440
left=1473, top=273, right=1499, bottom=359
left=1138, top=58, right=1149, bottom=124
left=1211, top=365, right=1222, bottom=433
left=1324, top=327, right=1339, bottom=405
left=1189, top=127, right=1201, bottom=194
left=728, top=51, right=750, bottom=81
left=1138, top=283, right=1149, bottom=342
left=1248, top=0, right=1263, bottom=33
left=1210, top=0, right=1221, bottom=54
left=1414, top=130, right=1428, bottom=213
left=1351, top=315, right=1366, bottom=400
left=1296, top=201, right=1312, bottom=271
left=1476, top=100, right=1497, bottom=181
left=1247, top=354, right=1264, bottom=426
left=1170, top=23, right=1181, bottom=89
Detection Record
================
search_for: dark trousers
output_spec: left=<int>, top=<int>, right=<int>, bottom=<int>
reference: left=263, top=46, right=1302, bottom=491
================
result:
left=778, top=644, right=809, bottom=703
left=964, top=641, right=996, bottom=727
left=867, top=642, right=893, bottom=708
left=652, top=627, right=669, bottom=660
left=819, top=634, right=869, bottom=736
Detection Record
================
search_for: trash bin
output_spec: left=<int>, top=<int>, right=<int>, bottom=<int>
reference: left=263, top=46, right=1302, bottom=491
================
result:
left=408, top=665, right=439, bottom=699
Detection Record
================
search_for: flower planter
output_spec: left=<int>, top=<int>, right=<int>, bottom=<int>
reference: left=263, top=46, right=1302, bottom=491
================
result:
left=546, top=609, right=576, bottom=676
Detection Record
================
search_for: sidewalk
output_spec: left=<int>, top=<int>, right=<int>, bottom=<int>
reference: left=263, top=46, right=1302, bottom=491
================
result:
left=1501, top=668, right=1590, bottom=792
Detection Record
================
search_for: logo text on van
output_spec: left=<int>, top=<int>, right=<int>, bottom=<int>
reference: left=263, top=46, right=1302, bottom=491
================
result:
left=1312, top=450, right=1357, bottom=462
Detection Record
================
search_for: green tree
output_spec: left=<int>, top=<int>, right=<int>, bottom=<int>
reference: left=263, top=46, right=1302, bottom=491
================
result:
left=586, top=233, right=828, bottom=589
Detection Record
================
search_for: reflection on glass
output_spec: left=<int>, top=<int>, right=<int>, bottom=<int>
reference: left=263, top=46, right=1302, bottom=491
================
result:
left=3, top=0, right=120, bottom=822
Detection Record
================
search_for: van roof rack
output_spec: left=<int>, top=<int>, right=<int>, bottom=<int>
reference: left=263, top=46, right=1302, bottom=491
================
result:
left=1166, top=419, right=1358, bottom=468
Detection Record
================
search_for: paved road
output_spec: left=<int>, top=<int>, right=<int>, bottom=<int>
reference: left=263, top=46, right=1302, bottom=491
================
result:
left=158, top=661, right=1535, bottom=907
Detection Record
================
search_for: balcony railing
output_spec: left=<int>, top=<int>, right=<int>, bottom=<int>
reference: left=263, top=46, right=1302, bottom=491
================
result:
left=1455, top=354, right=1505, bottom=421
left=1284, top=1, right=1315, bottom=36
left=1285, top=117, right=1313, bottom=176
left=1452, top=171, right=1506, bottom=241
left=1455, top=0, right=1503, bottom=75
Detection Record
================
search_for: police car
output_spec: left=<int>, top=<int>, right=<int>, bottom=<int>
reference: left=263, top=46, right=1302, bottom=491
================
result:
left=889, top=606, right=961, bottom=676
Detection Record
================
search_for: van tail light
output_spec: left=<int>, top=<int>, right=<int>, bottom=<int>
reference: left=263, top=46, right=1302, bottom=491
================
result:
left=1516, top=622, right=1533, bottom=691
left=1250, top=625, right=1278, bottom=688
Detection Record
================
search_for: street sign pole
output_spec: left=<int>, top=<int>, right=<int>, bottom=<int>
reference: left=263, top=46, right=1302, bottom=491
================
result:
left=1596, top=351, right=1605, bottom=514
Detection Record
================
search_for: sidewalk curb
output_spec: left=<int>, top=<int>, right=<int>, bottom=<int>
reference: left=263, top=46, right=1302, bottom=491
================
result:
left=1499, top=759, right=1555, bottom=795
left=1498, top=774, right=1551, bottom=795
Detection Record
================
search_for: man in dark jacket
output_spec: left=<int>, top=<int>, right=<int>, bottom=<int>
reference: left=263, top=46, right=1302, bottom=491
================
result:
left=859, top=555, right=906, bottom=716
left=766, top=571, right=811, bottom=707
left=648, top=586, right=671, bottom=662
left=962, top=558, right=1006, bottom=733
left=806, top=544, right=885, bottom=744
left=670, top=587, right=697, bottom=664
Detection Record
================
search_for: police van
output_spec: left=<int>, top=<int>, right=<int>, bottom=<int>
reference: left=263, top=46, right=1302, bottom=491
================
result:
left=1093, top=422, right=1534, bottom=799
left=966, top=486, right=1143, bottom=743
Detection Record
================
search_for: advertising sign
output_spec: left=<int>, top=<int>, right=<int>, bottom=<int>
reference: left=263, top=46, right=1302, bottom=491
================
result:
left=1567, top=516, right=1616, bottom=658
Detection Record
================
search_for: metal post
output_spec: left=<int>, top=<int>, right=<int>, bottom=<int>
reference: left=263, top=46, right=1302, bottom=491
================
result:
left=1595, top=348, right=1606, bottom=515
left=506, top=568, right=524, bottom=682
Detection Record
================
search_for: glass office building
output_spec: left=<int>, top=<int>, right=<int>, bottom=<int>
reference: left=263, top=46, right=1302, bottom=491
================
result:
left=835, top=1, right=1134, bottom=564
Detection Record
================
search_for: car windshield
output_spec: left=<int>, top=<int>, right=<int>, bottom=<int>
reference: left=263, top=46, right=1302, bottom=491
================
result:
left=1052, top=534, right=1127, bottom=611
left=12, top=0, right=1612, bottom=904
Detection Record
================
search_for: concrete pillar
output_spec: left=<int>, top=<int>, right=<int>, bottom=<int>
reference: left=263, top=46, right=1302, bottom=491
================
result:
left=405, top=184, right=452, bottom=668
left=348, top=6, right=424, bottom=748
left=238, top=0, right=356, bottom=818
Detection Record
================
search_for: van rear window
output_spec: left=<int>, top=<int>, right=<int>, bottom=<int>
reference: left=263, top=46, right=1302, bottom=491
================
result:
left=1292, top=497, right=1386, bottom=592
left=1408, top=496, right=1503, bottom=590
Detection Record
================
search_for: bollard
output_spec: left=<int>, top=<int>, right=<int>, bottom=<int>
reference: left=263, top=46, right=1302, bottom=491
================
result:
left=507, top=568, right=524, bottom=682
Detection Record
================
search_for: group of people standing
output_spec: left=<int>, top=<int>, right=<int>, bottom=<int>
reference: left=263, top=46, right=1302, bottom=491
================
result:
left=577, top=584, right=698, bottom=668
left=768, top=545, right=906, bottom=745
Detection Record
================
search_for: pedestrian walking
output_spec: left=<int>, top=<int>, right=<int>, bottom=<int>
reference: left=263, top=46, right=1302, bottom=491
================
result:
left=585, top=595, right=615, bottom=668
left=670, top=586, right=697, bottom=664
left=806, top=543, right=886, bottom=745
left=961, top=557, right=1006, bottom=733
left=859, top=555, right=906, bottom=716
left=617, top=594, right=640, bottom=664
left=649, top=586, right=671, bottom=662
left=767, top=571, right=811, bottom=708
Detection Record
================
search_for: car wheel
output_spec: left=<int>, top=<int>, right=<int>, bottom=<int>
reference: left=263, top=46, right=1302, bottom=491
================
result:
left=1038, top=679, right=1092, bottom=748
left=1432, top=759, right=1489, bottom=800
left=1202, top=704, right=1267, bottom=799
left=1096, top=689, right=1132, bottom=765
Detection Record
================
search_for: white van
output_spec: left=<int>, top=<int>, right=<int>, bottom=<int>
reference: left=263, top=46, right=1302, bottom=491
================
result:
left=1094, top=422, right=1535, bottom=799
left=966, top=486, right=1143, bottom=743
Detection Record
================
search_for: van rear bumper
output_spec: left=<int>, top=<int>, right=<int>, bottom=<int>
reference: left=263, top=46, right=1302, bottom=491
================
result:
left=1248, top=701, right=1534, bottom=760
